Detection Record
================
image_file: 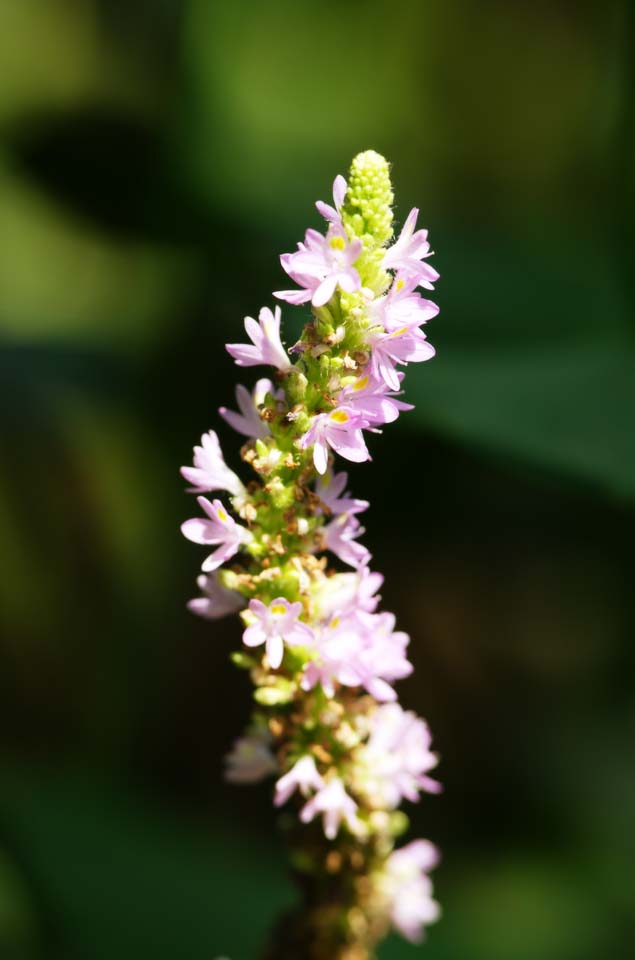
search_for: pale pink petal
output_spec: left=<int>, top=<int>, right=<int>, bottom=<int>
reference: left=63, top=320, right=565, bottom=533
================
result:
left=266, top=634, right=284, bottom=669
left=313, top=439, right=329, bottom=475
left=332, top=175, right=347, bottom=211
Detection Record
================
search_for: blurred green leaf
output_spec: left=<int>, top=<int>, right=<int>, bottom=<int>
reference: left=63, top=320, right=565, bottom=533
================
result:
left=409, top=338, right=634, bottom=497
left=435, top=230, right=630, bottom=345
left=7, top=106, right=164, bottom=238
left=0, top=849, right=40, bottom=959
left=0, top=157, right=197, bottom=351
left=0, top=765, right=625, bottom=960
left=0, top=764, right=293, bottom=960
left=182, top=0, right=435, bottom=223
left=0, top=0, right=102, bottom=122
left=428, top=858, right=611, bottom=960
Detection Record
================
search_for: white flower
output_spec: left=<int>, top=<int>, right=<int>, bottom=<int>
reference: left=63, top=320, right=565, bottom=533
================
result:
left=274, top=755, right=325, bottom=807
left=355, top=702, right=441, bottom=808
left=299, top=777, right=362, bottom=840
left=380, top=840, right=441, bottom=942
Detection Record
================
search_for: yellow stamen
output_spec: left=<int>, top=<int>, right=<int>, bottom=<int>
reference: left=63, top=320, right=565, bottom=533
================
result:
left=353, top=375, right=369, bottom=391
left=391, top=326, right=409, bottom=337
left=271, top=604, right=287, bottom=616
left=329, top=236, right=345, bottom=251
left=217, top=508, right=228, bottom=522
left=330, top=410, right=349, bottom=423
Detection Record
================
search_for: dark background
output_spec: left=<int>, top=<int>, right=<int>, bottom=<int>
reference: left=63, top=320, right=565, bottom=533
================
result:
left=0, top=1, right=633, bottom=958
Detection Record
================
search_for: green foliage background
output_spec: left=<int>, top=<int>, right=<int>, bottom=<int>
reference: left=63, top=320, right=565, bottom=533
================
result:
left=0, top=1, right=632, bottom=958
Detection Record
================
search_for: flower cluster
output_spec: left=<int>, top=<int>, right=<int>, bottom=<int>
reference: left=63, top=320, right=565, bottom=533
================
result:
left=181, top=151, right=441, bottom=956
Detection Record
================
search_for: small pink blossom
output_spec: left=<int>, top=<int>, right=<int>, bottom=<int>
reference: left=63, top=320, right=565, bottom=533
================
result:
left=360, top=703, right=442, bottom=808
left=302, top=614, right=366, bottom=699
left=322, top=513, right=371, bottom=570
left=374, top=273, right=439, bottom=330
left=275, top=224, right=362, bottom=308
left=299, top=776, right=361, bottom=840
left=355, top=569, right=384, bottom=612
left=363, top=272, right=438, bottom=391
left=181, top=497, right=252, bottom=572
left=340, top=372, right=414, bottom=427
left=369, top=322, right=435, bottom=391
left=187, top=572, right=244, bottom=620
left=315, top=470, right=369, bottom=516
left=315, top=174, right=347, bottom=226
left=180, top=429, right=245, bottom=496
left=302, top=609, right=412, bottom=702
left=382, top=840, right=441, bottom=942
left=383, top=208, right=440, bottom=290
left=274, top=755, right=325, bottom=807
left=312, top=568, right=383, bottom=621
left=299, top=407, right=370, bottom=475
left=354, top=611, right=414, bottom=702
left=219, top=379, right=276, bottom=439
left=226, top=306, right=291, bottom=371
left=242, top=597, right=314, bottom=670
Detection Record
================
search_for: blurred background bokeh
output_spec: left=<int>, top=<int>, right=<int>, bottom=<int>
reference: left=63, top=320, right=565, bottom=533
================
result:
left=0, top=1, right=633, bottom=957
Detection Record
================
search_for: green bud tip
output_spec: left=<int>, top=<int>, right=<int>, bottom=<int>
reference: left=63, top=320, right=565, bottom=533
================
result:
left=343, top=150, right=394, bottom=249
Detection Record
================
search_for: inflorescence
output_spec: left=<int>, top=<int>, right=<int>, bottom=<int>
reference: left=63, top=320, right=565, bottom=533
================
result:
left=181, top=150, right=442, bottom=958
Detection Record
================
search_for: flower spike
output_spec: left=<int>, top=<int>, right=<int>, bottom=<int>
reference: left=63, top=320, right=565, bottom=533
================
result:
left=180, top=151, right=442, bottom=956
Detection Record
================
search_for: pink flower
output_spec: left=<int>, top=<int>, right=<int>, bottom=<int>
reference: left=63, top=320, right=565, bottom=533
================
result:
left=363, top=273, right=438, bottom=391
left=375, top=273, right=439, bottom=330
left=224, top=730, right=278, bottom=784
left=315, top=470, right=369, bottom=516
left=359, top=703, right=441, bottom=808
left=226, top=306, right=291, bottom=371
left=180, top=429, right=245, bottom=496
left=275, top=224, right=362, bottom=308
left=392, top=838, right=440, bottom=873
left=315, top=174, right=347, bottom=226
left=187, top=572, right=244, bottom=619
left=274, top=755, right=325, bottom=807
left=383, top=208, right=440, bottom=290
left=299, top=407, right=370, bottom=475
left=219, top=379, right=276, bottom=439
left=382, top=840, right=441, bottom=942
left=369, top=322, right=435, bottom=391
left=312, top=568, right=383, bottom=621
left=181, top=497, right=252, bottom=572
left=340, top=372, right=414, bottom=427
left=301, top=609, right=412, bottom=702
left=302, top=613, right=364, bottom=698
left=299, top=777, right=361, bottom=840
left=322, top=513, right=371, bottom=570
left=355, top=568, right=384, bottom=612
left=242, top=597, right=314, bottom=670
left=354, top=611, right=413, bottom=702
